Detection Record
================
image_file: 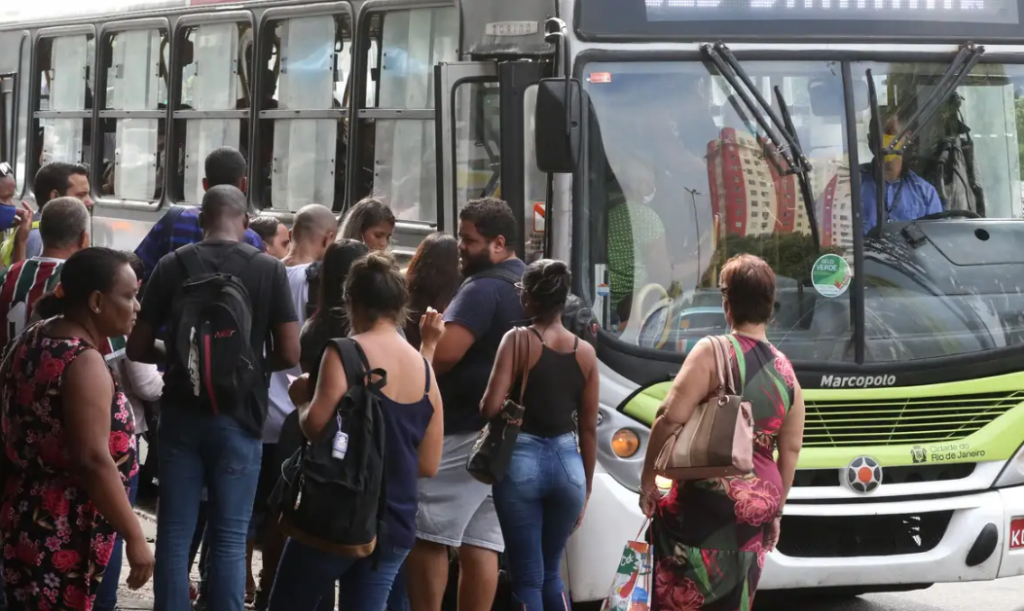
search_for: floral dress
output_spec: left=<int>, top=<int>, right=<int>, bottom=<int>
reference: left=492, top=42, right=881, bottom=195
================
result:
left=653, top=334, right=795, bottom=611
left=0, top=322, right=137, bottom=611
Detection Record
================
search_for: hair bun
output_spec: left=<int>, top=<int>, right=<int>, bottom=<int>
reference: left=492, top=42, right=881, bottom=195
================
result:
left=542, top=260, right=569, bottom=279
left=363, top=250, right=395, bottom=272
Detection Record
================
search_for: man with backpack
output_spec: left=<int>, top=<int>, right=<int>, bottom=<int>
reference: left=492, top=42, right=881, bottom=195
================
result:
left=407, top=197, right=526, bottom=611
left=127, top=185, right=300, bottom=611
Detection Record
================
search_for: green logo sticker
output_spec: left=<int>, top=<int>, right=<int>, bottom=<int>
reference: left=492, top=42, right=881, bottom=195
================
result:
left=811, top=254, right=851, bottom=298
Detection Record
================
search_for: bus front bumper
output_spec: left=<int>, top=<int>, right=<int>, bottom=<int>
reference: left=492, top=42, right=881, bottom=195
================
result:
left=761, top=485, right=1024, bottom=590
left=563, top=476, right=1024, bottom=601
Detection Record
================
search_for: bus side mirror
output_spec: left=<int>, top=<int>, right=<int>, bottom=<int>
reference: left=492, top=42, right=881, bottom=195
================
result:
left=535, top=77, right=584, bottom=174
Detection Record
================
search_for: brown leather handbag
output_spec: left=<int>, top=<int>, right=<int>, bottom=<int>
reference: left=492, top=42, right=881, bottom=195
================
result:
left=654, top=335, right=754, bottom=481
left=466, top=328, right=531, bottom=485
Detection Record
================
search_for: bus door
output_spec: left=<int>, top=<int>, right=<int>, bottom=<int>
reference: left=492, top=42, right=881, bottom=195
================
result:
left=435, top=60, right=547, bottom=260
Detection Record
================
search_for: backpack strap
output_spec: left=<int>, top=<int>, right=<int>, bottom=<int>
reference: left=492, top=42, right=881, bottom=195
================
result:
left=220, top=243, right=261, bottom=278
left=460, top=264, right=523, bottom=288
left=175, top=243, right=208, bottom=279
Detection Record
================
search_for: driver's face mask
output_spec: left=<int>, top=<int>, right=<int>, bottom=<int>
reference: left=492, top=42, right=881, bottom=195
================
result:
left=881, top=133, right=904, bottom=163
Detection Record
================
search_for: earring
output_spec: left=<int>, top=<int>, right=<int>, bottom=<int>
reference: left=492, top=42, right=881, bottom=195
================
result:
left=94, top=308, right=100, bottom=314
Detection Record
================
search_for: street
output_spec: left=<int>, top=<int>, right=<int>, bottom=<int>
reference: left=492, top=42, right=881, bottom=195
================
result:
left=112, top=507, right=1024, bottom=611
left=756, top=579, right=1024, bottom=611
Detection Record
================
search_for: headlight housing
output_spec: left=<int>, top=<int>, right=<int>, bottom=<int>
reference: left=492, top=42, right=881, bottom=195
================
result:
left=994, top=441, right=1024, bottom=488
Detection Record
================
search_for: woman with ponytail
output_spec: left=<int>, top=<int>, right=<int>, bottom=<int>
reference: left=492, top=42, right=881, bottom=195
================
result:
left=271, top=251, right=444, bottom=611
left=479, top=259, right=600, bottom=610
left=0, top=247, right=154, bottom=610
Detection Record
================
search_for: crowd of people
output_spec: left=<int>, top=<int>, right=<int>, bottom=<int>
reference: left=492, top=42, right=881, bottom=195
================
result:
left=0, top=149, right=601, bottom=611
left=0, top=149, right=806, bottom=611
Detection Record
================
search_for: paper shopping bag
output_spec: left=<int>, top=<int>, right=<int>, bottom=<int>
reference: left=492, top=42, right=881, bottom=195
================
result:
left=601, top=521, right=652, bottom=611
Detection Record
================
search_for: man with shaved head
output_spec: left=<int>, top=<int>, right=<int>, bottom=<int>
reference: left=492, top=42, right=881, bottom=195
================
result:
left=247, top=203, right=336, bottom=606
left=128, top=184, right=300, bottom=611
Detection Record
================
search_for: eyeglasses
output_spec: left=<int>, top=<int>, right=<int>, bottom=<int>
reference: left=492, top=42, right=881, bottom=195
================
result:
left=0, top=162, right=11, bottom=178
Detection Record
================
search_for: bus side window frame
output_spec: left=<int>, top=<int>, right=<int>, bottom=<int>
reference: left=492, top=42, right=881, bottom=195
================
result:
left=351, top=1, right=460, bottom=235
left=169, top=10, right=254, bottom=208
left=94, top=17, right=171, bottom=211
left=14, top=33, right=31, bottom=200
left=31, top=24, right=98, bottom=204
left=253, top=1, right=354, bottom=214
left=0, top=72, right=15, bottom=164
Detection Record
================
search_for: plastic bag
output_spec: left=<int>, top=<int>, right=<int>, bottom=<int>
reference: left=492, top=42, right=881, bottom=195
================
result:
left=601, top=520, right=652, bottom=611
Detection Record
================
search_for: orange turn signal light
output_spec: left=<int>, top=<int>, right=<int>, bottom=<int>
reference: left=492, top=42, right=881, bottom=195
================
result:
left=611, top=429, right=640, bottom=458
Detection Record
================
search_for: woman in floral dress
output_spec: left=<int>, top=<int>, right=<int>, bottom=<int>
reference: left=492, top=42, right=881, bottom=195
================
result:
left=0, top=248, right=154, bottom=611
left=640, top=254, right=806, bottom=611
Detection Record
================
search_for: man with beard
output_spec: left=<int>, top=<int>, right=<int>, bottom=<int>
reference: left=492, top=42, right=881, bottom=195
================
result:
left=407, top=197, right=526, bottom=611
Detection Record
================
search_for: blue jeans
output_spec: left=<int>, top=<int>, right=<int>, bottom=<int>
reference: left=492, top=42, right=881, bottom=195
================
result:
left=268, top=539, right=409, bottom=611
left=94, top=467, right=140, bottom=611
left=493, top=433, right=586, bottom=610
left=386, top=565, right=409, bottom=611
left=154, top=409, right=263, bottom=611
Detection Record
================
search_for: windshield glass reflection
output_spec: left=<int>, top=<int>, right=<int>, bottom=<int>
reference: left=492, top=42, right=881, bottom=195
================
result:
left=583, top=60, right=853, bottom=362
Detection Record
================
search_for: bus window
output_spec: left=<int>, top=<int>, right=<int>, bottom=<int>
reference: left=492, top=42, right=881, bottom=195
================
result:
left=853, top=62, right=1024, bottom=362
left=1, top=74, right=12, bottom=162
left=35, top=34, right=95, bottom=169
left=14, top=36, right=29, bottom=195
left=174, top=21, right=249, bottom=204
left=453, top=81, right=501, bottom=214
left=582, top=61, right=853, bottom=362
left=523, top=84, right=548, bottom=263
left=356, top=7, right=458, bottom=223
left=256, top=13, right=351, bottom=211
left=98, top=28, right=168, bottom=202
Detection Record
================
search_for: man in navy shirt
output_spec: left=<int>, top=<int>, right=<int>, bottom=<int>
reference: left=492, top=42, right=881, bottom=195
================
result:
left=861, top=115, right=942, bottom=234
left=408, top=198, right=526, bottom=611
left=134, top=147, right=265, bottom=282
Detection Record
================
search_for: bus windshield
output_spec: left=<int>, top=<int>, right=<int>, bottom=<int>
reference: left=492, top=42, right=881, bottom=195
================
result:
left=582, top=58, right=1024, bottom=363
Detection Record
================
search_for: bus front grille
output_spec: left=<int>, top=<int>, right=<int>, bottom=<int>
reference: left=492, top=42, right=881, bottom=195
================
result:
left=776, top=511, right=953, bottom=558
left=802, top=391, right=1022, bottom=448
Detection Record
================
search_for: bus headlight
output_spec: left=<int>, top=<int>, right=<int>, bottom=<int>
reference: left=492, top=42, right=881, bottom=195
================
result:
left=611, top=429, right=640, bottom=458
left=995, top=441, right=1024, bottom=488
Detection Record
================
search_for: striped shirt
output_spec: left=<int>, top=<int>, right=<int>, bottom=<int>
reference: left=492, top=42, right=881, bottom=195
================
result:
left=135, top=205, right=265, bottom=282
left=0, top=257, right=126, bottom=360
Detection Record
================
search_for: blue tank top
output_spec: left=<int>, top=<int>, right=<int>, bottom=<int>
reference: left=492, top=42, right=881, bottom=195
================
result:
left=377, top=358, right=434, bottom=550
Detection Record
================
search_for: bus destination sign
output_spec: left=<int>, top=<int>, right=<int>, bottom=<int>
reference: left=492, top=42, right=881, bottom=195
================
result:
left=646, top=0, right=1018, bottom=23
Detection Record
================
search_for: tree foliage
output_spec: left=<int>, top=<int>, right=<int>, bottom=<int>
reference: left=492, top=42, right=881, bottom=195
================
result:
left=706, top=232, right=845, bottom=283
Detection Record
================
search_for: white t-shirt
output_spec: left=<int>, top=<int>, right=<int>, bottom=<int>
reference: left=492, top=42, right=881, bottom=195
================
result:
left=264, top=262, right=311, bottom=443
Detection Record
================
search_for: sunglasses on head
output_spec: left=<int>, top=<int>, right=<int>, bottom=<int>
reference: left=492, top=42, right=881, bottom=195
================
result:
left=0, top=162, right=11, bottom=178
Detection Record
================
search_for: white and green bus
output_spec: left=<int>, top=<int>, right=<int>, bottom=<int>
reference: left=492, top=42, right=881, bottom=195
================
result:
left=5, top=0, right=1024, bottom=604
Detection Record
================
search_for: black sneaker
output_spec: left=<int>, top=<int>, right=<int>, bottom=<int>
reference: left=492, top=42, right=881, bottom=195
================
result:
left=252, top=588, right=270, bottom=611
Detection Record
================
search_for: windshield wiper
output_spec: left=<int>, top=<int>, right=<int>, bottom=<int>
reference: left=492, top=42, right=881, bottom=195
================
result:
left=866, top=43, right=985, bottom=234
left=883, top=44, right=985, bottom=156
left=703, top=41, right=821, bottom=249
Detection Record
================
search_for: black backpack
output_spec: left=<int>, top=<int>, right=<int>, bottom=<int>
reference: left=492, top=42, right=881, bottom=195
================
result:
left=169, top=243, right=261, bottom=416
left=272, top=338, right=388, bottom=557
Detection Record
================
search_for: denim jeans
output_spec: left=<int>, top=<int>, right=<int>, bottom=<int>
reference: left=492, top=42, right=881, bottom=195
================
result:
left=154, top=408, right=263, bottom=611
left=386, top=565, right=410, bottom=611
left=94, top=467, right=140, bottom=611
left=268, top=539, right=409, bottom=611
left=493, top=433, right=587, bottom=610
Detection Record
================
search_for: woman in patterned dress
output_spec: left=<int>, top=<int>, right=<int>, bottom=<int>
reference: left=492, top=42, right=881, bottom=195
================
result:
left=0, top=248, right=155, bottom=611
left=639, top=254, right=806, bottom=611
